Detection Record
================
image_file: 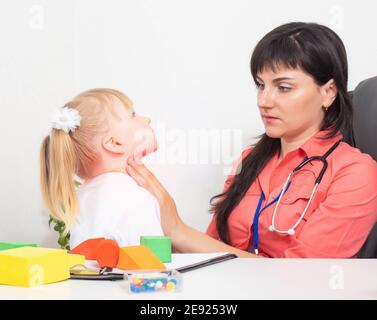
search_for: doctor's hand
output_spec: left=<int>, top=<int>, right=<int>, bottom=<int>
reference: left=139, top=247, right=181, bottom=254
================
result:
left=126, top=158, right=259, bottom=258
left=126, top=158, right=183, bottom=238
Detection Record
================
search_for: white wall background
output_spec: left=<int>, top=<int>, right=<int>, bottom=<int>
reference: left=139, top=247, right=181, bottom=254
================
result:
left=0, top=0, right=376, bottom=247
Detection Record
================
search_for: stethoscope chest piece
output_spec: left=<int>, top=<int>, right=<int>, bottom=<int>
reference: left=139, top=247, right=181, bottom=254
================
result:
left=268, top=225, right=295, bottom=235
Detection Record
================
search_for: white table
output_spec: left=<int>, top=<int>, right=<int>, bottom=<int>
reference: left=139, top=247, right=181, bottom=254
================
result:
left=0, top=253, right=376, bottom=299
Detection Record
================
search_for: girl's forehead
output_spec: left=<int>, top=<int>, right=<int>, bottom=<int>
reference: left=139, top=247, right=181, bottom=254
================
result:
left=110, top=96, right=134, bottom=118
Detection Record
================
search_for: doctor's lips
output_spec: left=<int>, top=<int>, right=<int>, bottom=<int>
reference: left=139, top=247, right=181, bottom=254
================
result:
left=261, top=114, right=280, bottom=124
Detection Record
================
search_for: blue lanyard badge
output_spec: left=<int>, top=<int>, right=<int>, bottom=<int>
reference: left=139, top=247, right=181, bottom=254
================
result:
left=252, top=181, right=291, bottom=255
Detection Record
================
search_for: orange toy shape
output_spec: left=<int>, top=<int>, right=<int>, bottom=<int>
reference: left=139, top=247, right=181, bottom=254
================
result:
left=69, top=238, right=105, bottom=260
left=117, top=245, right=166, bottom=271
left=95, top=239, right=119, bottom=268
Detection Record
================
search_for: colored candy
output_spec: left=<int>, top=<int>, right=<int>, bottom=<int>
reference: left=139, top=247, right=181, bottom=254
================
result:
left=166, top=282, right=175, bottom=292
left=126, top=270, right=181, bottom=294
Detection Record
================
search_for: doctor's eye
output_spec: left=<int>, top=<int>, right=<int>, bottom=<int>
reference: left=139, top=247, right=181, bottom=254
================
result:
left=131, top=111, right=136, bottom=118
left=278, top=85, right=292, bottom=92
left=255, top=82, right=265, bottom=90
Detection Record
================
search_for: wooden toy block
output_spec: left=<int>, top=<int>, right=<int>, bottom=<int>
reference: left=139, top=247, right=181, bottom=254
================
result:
left=0, top=242, right=37, bottom=251
left=0, top=247, right=71, bottom=287
left=117, top=245, right=166, bottom=271
left=95, top=239, right=120, bottom=268
left=140, top=236, right=172, bottom=263
left=69, top=238, right=105, bottom=260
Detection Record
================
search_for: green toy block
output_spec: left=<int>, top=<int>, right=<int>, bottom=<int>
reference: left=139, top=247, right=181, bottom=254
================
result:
left=0, top=242, right=38, bottom=251
left=140, top=236, right=172, bottom=263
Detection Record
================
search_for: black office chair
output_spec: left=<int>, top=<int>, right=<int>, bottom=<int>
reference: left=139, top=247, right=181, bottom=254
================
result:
left=347, top=76, right=377, bottom=258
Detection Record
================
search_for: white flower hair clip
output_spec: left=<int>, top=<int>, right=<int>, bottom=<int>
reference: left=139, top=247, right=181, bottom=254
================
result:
left=50, top=105, right=81, bottom=133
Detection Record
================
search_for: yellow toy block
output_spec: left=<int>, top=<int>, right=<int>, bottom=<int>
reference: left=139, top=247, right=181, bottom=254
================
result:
left=67, top=253, right=85, bottom=269
left=117, top=245, right=166, bottom=271
left=0, top=247, right=71, bottom=287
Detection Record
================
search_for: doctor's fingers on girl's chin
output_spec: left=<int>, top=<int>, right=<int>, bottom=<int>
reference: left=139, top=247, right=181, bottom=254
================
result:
left=126, top=164, right=150, bottom=191
left=127, top=159, right=162, bottom=193
left=129, top=157, right=163, bottom=181
left=127, top=157, right=151, bottom=179
left=127, top=159, right=171, bottom=200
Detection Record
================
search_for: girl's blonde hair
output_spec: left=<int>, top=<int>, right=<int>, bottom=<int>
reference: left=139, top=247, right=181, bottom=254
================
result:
left=40, top=88, right=133, bottom=230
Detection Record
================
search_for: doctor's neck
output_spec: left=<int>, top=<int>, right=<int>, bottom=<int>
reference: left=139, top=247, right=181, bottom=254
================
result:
left=279, top=128, right=320, bottom=160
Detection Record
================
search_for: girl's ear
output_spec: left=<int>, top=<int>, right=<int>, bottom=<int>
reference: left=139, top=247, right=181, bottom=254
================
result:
left=320, top=79, right=338, bottom=109
left=102, top=135, right=125, bottom=154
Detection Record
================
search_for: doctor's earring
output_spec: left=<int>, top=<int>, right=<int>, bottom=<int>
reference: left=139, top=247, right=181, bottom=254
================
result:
left=322, top=105, right=329, bottom=111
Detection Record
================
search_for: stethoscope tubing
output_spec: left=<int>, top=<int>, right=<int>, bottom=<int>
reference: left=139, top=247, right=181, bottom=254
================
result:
left=251, top=139, right=342, bottom=255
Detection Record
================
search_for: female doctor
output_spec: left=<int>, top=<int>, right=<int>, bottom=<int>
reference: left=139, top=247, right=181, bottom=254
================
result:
left=126, top=22, right=377, bottom=258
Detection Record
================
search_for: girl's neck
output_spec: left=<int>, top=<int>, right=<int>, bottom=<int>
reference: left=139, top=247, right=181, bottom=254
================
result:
left=85, top=158, right=128, bottom=180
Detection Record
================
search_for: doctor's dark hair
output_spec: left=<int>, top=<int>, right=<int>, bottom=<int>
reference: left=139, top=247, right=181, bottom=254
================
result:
left=210, top=22, right=354, bottom=245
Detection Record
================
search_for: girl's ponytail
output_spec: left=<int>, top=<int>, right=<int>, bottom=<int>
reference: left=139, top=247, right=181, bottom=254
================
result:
left=40, top=129, right=78, bottom=231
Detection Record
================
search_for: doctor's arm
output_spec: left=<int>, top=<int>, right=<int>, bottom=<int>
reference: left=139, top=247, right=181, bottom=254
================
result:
left=126, top=158, right=260, bottom=258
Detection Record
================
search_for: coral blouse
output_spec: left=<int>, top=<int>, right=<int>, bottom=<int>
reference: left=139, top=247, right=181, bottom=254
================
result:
left=206, top=131, right=377, bottom=258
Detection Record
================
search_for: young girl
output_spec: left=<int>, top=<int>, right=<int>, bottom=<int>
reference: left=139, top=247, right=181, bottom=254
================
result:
left=40, top=88, right=163, bottom=249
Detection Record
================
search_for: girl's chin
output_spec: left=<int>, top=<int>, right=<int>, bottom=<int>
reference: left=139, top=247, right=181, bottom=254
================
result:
left=135, top=143, right=158, bottom=159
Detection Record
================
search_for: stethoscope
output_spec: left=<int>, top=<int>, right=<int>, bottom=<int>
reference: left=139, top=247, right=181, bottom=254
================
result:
left=252, top=139, right=342, bottom=255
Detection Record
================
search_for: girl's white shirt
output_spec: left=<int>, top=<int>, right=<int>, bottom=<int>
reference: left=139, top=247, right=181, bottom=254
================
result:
left=70, top=172, right=163, bottom=249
